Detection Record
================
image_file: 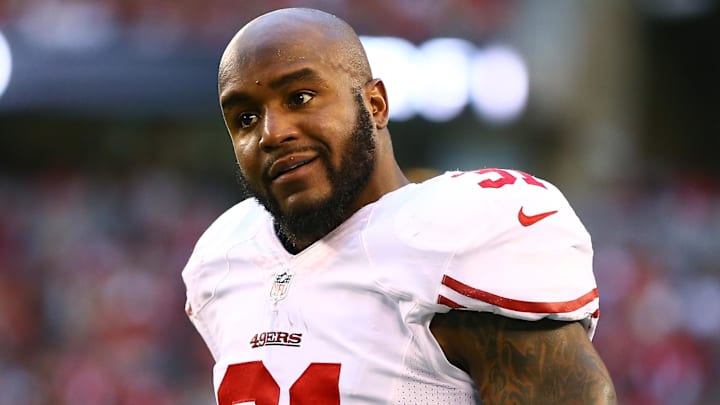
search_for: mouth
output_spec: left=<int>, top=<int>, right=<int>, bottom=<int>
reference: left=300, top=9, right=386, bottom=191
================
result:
left=268, top=153, right=318, bottom=181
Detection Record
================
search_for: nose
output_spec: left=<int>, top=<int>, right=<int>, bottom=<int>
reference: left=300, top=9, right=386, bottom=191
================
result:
left=258, top=108, right=298, bottom=152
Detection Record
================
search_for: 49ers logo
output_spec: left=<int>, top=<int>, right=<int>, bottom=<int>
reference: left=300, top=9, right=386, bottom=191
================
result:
left=250, top=331, right=302, bottom=348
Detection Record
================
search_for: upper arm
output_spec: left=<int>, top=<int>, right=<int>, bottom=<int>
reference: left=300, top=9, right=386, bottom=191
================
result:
left=430, top=311, right=617, bottom=405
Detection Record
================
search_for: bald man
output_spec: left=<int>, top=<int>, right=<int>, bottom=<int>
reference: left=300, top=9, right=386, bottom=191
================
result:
left=183, top=8, right=617, bottom=405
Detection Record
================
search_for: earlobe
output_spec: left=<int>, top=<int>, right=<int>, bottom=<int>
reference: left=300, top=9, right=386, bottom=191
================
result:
left=365, top=79, right=389, bottom=129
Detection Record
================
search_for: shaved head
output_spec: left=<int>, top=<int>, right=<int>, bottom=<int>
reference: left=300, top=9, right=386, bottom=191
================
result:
left=216, top=8, right=408, bottom=252
left=219, top=8, right=372, bottom=91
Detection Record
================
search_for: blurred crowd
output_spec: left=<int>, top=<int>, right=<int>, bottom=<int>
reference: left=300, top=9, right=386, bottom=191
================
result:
left=583, top=175, right=720, bottom=404
left=1, top=0, right=511, bottom=49
left=0, top=170, right=224, bottom=404
left=1, top=169, right=719, bottom=404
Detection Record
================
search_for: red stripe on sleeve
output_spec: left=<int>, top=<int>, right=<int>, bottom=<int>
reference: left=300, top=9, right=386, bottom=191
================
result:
left=437, top=295, right=466, bottom=309
left=441, top=274, right=598, bottom=314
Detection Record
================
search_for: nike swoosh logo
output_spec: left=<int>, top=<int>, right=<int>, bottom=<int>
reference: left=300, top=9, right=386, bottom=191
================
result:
left=518, top=207, right=558, bottom=227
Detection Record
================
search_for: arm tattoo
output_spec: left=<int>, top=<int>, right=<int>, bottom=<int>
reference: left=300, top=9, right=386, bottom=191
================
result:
left=432, top=312, right=617, bottom=405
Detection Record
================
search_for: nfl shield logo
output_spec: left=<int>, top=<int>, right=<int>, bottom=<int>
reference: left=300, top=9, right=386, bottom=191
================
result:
left=270, top=271, right=293, bottom=301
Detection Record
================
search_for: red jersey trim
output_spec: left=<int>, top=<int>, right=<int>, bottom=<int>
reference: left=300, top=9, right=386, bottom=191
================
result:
left=440, top=274, right=598, bottom=314
left=437, top=295, right=466, bottom=309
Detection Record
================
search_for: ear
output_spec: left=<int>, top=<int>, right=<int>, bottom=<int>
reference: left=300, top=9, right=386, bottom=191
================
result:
left=364, top=79, right=389, bottom=129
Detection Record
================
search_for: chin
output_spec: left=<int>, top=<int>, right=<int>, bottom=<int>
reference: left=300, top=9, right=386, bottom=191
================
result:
left=280, top=189, right=333, bottom=216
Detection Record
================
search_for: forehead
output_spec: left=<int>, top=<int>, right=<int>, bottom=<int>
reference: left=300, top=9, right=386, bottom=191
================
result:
left=219, top=25, right=349, bottom=92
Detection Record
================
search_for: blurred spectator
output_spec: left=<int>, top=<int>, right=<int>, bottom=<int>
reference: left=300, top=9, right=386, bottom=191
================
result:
left=0, top=170, right=221, bottom=404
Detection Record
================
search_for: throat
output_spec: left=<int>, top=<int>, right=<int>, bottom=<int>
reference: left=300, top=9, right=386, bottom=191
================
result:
left=270, top=196, right=356, bottom=254
left=273, top=222, right=321, bottom=254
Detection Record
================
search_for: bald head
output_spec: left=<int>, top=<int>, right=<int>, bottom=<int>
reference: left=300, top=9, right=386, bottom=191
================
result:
left=217, top=8, right=408, bottom=249
left=219, top=8, right=372, bottom=91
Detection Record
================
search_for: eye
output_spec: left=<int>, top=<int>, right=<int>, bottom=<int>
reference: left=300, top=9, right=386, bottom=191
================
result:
left=237, top=112, right=259, bottom=129
left=288, top=91, right=314, bottom=107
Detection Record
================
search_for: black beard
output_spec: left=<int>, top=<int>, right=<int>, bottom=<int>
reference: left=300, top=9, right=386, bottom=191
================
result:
left=236, top=93, right=376, bottom=253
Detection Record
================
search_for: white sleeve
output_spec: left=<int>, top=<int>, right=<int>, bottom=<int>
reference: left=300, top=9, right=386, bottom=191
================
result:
left=434, top=170, right=600, bottom=338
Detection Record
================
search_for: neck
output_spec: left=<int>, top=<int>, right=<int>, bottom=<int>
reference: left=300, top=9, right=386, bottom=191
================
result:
left=274, top=222, right=309, bottom=254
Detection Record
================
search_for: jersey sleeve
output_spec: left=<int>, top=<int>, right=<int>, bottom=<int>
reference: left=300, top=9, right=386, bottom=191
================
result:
left=433, top=169, right=600, bottom=338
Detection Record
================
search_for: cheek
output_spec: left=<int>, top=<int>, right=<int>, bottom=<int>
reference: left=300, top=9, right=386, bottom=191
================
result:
left=230, top=138, right=245, bottom=161
left=232, top=138, right=262, bottom=175
left=331, top=121, right=359, bottom=162
left=311, top=113, right=355, bottom=154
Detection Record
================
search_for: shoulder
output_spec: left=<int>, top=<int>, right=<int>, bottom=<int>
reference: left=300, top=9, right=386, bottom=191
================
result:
left=397, top=169, right=599, bottom=336
left=390, top=168, right=588, bottom=251
left=181, top=198, right=268, bottom=327
left=182, top=198, right=267, bottom=281
left=422, top=168, right=576, bottom=217
left=193, top=197, right=267, bottom=251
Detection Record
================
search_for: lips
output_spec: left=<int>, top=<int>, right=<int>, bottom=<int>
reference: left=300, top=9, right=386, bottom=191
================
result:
left=268, top=153, right=318, bottom=180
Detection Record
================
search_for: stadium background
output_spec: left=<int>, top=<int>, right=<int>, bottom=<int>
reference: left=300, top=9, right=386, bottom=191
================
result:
left=1, top=0, right=719, bottom=403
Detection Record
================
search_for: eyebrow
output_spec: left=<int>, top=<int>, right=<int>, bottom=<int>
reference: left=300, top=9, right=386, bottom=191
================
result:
left=220, top=91, right=251, bottom=113
left=267, top=67, right=325, bottom=90
left=220, top=67, right=326, bottom=113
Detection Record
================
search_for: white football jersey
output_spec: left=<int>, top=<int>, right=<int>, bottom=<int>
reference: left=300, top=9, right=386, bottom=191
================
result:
left=182, top=169, right=599, bottom=405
